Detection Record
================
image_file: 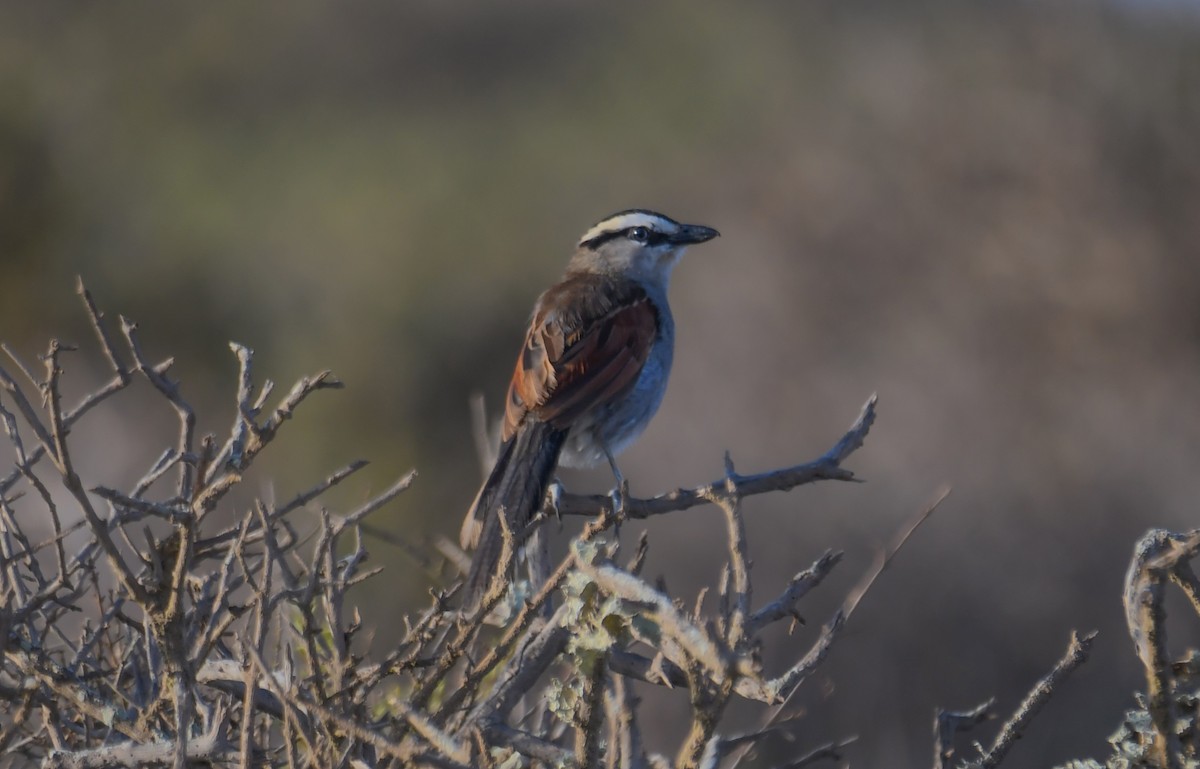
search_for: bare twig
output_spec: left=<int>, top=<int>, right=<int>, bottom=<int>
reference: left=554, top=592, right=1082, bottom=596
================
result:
left=747, top=550, right=842, bottom=635
left=971, top=630, right=1098, bottom=769
left=554, top=395, right=877, bottom=519
left=119, top=316, right=196, bottom=499
left=707, top=454, right=750, bottom=648
left=933, top=700, right=994, bottom=769
left=843, top=485, right=950, bottom=618
left=729, top=486, right=948, bottom=769
left=44, top=722, right=231, bottom=769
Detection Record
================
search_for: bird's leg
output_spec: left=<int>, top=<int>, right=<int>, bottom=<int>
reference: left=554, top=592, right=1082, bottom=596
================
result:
left=544, top=477, right=565, bottom=530
left=603, top=445, right=629, bottom=528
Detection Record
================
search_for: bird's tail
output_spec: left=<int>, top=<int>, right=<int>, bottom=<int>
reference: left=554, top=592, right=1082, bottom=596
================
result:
left=461, top=421, right=567, bottom=606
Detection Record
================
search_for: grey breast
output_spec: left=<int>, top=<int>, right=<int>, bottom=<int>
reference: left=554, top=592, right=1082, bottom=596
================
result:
left=559, top=289, right=675, bottom=469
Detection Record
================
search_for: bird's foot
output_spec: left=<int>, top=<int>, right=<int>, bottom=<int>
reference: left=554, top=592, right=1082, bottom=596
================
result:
left=609, top=479, right=630, bottom=537
left=608, top=480, right=628, bottom=515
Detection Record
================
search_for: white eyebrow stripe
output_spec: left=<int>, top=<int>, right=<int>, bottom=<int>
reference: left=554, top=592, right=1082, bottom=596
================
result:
left=578, top=212, right=679, bottom=246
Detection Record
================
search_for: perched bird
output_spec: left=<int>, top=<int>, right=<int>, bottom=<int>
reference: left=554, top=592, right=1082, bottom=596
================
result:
left=460, top=209, right=719, bottom=603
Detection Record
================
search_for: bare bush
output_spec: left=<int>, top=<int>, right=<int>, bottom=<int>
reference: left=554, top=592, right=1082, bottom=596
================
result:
left=3, top=283, right=1196, bottom=769
left=0, top=282, right=891, bottom=768
left=0, top=281, right=414, bottom=768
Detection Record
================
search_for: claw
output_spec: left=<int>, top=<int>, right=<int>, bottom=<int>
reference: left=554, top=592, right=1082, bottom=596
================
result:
left=609, top=485, right=623, bottom=515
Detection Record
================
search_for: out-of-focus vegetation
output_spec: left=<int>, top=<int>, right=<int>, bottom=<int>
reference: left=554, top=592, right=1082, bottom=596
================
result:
left=2, top=1, right=1199, bottom=766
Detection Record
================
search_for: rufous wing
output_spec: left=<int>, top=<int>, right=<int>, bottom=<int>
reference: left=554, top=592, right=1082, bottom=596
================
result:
left=502, top=274, right=659, bottom=440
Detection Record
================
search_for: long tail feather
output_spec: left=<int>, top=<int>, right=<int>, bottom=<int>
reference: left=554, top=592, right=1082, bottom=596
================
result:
left=462, top=421, right=566, bottom=606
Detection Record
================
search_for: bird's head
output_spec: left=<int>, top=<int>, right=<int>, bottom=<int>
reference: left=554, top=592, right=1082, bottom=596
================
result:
left=569, top=209, right=719, bottom=285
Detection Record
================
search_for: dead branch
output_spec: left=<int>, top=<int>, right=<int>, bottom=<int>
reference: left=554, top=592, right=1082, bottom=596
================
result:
left=933, top=700, right=994, bottom=769
left=1119, top=528, right=1200, bottom=769
left=553, top=395, right=877, bottom=520
left=972, top=630, right=1098, bottom=769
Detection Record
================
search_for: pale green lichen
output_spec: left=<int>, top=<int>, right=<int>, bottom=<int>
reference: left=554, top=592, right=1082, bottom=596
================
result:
left=1052, top=683, right=1200, bottom=769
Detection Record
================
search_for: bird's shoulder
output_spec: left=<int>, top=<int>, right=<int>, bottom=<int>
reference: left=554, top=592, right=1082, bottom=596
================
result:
left=532, top=271, right=658, bottom=337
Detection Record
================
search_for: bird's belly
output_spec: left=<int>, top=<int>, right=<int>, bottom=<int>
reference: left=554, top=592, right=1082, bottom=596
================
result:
left=558, top=340, right=672, bottom=469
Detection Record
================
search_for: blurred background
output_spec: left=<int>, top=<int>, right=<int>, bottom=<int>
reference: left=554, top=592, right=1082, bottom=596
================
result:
left=3, top=1, right=1200, bottom=766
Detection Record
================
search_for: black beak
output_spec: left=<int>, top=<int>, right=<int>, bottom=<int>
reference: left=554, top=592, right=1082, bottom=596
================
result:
left=671, top=223, right=720, bottom=245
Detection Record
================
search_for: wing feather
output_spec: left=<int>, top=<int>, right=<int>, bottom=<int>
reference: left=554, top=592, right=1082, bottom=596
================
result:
left=502, top=274, right=658, bottom=441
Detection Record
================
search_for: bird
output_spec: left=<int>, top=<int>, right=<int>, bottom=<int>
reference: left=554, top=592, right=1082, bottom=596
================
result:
left=460, top=209, right=720, bottom=604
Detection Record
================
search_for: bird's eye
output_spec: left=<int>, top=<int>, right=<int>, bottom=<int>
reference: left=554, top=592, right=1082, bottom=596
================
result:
left=629, top=227, right=649, bottom=242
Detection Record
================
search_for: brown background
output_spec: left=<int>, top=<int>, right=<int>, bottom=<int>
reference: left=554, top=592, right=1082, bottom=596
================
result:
left=3, top=2, right=1200, bottom=766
